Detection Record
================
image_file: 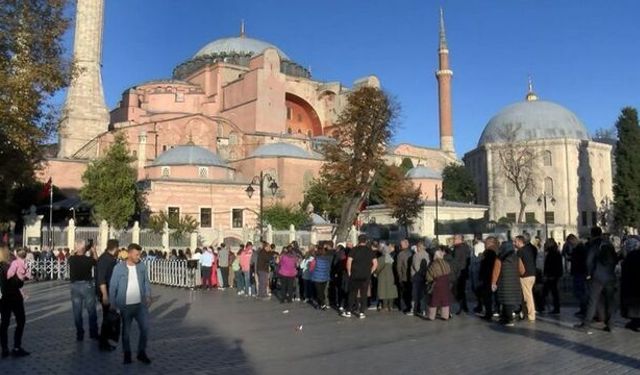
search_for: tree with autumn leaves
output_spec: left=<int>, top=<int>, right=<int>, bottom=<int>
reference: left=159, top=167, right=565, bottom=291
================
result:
left=0, top=1, right=72, bottom=222
left=321, top=86, right=398, bottom=241
left=319, top=86, right=424, bottom=240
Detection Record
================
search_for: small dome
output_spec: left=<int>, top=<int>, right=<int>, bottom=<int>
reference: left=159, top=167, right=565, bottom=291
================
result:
left=194, top=36, right=289, bottom=60
left=406, top=166, right=442, bottom=179
left=251, top=142, right=320, bottom=159
left=479, top=100, right=590, bottom=146
left=153, top=144, right=227, bottom=167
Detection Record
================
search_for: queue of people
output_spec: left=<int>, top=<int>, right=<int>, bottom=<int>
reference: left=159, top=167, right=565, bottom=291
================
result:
left=190, top=227, right=640, bottom=332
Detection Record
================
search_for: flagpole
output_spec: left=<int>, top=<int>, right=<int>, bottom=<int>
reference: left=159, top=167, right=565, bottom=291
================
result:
left=49, top=178, right=53, bottom=250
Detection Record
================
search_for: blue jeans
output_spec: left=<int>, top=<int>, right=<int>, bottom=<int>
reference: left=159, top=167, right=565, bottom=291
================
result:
left=121, top=303, right=149, bottom=353
left=243, top=271, right=252, bottom=295
left=412, top=276, right=426, bottom=314
left=70, top=281, right=98, bottom=339
left=234, top=270, right=244, bottom=290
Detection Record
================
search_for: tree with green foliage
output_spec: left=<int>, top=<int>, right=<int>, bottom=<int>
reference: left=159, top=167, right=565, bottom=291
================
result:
left=80, top=133, right=141, bottom=229
left=321, top=86, right=399, bottom=241
left=0, top=0, right=72, bottom=222
left=613, top=107, right=640, bottom=230
left=399, top=157, right=414, bottom=173
left=148, top=210, right=199, bottom=239
left=442, top=163, right=477, bottom=203
left=261, top=203, right=309, bottom=230
left=302, top=178, right=343, bottom=222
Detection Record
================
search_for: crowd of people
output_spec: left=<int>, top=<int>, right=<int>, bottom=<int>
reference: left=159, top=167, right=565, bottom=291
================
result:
left=0, top=239, right=152, bottom=365
left=184, top=227, right=640, bottom=332
left=2, top=224, right=640, bottom=364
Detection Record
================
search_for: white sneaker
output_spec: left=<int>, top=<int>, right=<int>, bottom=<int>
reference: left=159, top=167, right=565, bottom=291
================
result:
left=340, top=311, right=352, bottom=318
left=358, top=313, right=366, bottom=319
left=237, top=291, right=245, bottom=296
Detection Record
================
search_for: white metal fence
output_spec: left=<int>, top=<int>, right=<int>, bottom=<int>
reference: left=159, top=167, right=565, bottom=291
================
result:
left=27, top=259, right=69, bottom=281
left=145, top=259, right=200, bottom=288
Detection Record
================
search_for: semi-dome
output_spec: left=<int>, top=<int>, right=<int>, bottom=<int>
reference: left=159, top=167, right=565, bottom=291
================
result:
left=406, top=166, right=442, bottom=179
left=153, top=144, right=227, bottom=167
left=478, top=100, right=590, bottom=146
left=251, top=142, right=319, bottom=159
left=194, top=36, right=289, bottom=60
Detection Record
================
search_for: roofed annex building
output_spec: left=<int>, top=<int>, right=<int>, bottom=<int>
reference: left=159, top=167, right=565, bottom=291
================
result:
left=463, top=85, right=614, bottom=239
left=42, top=0, right=460, bottom=245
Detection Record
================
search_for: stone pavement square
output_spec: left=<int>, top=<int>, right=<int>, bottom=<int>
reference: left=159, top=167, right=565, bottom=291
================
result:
left=1, top=281, right=639, bottom=374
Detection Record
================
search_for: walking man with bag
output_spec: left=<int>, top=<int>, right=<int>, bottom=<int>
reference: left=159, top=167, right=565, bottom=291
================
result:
left=109, top=243, right=152, bottom=365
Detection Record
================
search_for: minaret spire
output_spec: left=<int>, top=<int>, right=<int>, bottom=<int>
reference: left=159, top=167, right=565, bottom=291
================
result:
left=439, top=7, right=448, bottom=51
left=526, top=74, right=538, bottom=101
left=436, top=7, right=455, bottom=155
left=240, top=19, right=246, bottom=38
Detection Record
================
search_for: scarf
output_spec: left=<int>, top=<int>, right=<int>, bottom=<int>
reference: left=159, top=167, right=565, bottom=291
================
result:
left=382, top=246, right=394, bottom=264
left=427, top=258, right=451, bottom=282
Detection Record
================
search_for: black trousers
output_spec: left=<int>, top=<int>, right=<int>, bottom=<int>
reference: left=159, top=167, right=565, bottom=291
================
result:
left=348, top=278, right=370, bottom=314
left=399, top=281, right=412, bottom=312
left=456, top=274, right=469, bottom=310
left=314, top=281, right=328, bottom=306
left=542, top=277, right=560, bottom=311
left=584, top=280, right=616, bottom=327
left=220, top=267, right=229, bottom=288
left=481, top=286, right=494, bottom=318
left=1, top=296, right=25, bottom=351
left=99, top=302, right=111, bottom=345
left=280, top=276, right=295, bottom=302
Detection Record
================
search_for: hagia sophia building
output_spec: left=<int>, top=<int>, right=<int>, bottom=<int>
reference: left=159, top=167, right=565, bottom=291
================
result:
left=40, top=0, right=613, bottom=243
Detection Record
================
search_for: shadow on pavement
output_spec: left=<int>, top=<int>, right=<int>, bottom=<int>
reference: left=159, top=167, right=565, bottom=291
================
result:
left=490, top=324, right=640, bottom=370
left=0, top=281, right=255, bottom=375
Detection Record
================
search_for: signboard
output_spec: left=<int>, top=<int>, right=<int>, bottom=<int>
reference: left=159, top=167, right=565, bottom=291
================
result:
left=27, top=237, right=41, bottom=246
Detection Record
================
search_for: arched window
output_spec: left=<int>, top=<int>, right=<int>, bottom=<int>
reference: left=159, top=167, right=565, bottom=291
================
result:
left=544, top=177, right=554, bottom=195
left=543, top=150, right=552, bottom=166
left=217, top=123, right=224, bottom=138
left=161, top=167, right=170, bottom=178
left=198, top=167, right=208, bottom=178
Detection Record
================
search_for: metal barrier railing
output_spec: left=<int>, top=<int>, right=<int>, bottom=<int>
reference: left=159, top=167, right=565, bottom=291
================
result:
left=27, top=259, right=69, bottom=281
left=144, top=259, right=201, bottom=289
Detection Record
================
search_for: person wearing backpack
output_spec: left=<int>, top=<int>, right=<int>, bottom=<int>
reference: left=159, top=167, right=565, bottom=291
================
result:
left=575, top=227, right=619, bottom=333
left=1, top=246, right=30, bottom=358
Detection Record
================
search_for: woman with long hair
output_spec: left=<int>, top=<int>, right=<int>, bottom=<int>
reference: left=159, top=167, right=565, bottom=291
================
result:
left=0, top=246, right=29, bottom=357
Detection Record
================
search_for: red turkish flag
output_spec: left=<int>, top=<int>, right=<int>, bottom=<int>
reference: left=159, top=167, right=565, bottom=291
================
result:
left=39, top=178, right=52, bottom=200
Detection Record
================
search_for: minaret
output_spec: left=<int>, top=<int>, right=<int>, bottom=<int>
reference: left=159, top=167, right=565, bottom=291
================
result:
left=57, top=0, right=109, bottom=159
left=436, top=7, right=455, bottom=155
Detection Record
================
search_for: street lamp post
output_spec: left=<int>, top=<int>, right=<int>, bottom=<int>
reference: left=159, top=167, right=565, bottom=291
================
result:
left=434, top=184, right=440, bottom=243
left=599, top=196, right=611, bottom=231
left=245, top=171, right=279, bottom=240
left=537, top=192, right=556, bottom=240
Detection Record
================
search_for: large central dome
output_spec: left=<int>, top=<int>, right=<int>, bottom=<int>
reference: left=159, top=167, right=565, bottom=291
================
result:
left=194, top=36, right=289, bottom=60
left=478, top=99, right=590, bottom=146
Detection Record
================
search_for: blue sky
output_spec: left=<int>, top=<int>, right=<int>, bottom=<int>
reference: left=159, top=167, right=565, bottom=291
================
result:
left=59, top=0, right=640, bottom=155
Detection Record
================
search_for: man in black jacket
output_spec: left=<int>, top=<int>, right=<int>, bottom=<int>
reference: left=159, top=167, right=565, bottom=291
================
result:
left=97, top=239, right=119, bottom=351
left=452, top=235, right=471, bottom=314
left=567, top=234, right=589, bottom=316
left=575, top=227, right=618, bottom=332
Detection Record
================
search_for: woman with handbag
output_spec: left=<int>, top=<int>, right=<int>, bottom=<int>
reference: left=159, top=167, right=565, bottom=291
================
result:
left=425, top=248, right=452, bottom=321
left=0, top=246, right=29, bottom=358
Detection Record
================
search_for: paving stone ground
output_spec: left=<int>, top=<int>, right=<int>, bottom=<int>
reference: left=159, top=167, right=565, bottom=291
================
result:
left=1, top=281, right=639, bottom=374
